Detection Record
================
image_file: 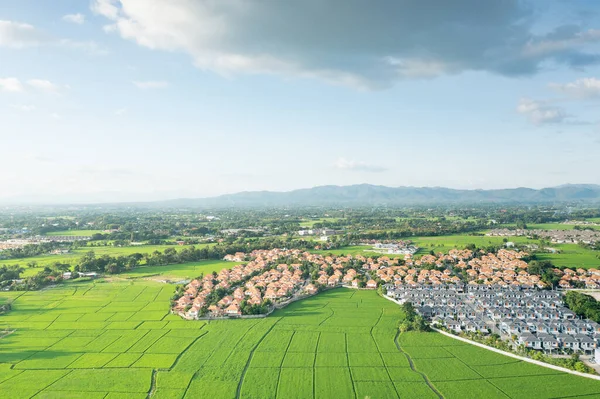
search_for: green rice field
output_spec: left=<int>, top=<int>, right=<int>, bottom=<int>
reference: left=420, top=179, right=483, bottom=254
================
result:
left=118, top=260, right=233, bottom=280
left=0, top=284, right=598, bottom=398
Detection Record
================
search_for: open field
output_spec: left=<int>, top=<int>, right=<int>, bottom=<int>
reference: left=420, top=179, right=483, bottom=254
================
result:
left=118, top=260, right=233, bottom=280
left=45, top=230, right=105, bottom=236
left=0, top=244, right=212, bottom=277
left=0, top=285, right=598, bottom=398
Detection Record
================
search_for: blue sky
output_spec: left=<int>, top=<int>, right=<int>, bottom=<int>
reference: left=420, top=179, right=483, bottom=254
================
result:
left=1, top=1, right=600, bottom=203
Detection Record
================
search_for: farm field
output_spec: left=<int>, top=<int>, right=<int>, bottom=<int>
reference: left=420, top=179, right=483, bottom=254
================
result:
left=1, top=285, right=599, bottom=398
left=118, top=260, right=233, bottom=280
left=0, top=244, right=211, bottom=276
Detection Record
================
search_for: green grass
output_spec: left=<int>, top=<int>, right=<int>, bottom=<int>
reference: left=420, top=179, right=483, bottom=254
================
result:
left=0, top=282, right=598, bottom=398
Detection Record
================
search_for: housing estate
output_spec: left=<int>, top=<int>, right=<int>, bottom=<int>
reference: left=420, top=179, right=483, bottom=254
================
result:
left=388, top=284, right=598, bottom=355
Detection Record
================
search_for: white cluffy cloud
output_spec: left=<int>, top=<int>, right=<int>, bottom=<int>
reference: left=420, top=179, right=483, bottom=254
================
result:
left=517, top=98, right=568, bottom=125
left=549, top=77, right=600, bottom=100
left=11, top=104, right=36, bottom=112
left=334, top=158, right=387, bottom=173
left=27, top=79, right=61, bottom=93
left=0, top=77, right=24, bottom=92
left=92, top=0, right=600, bottom=89
left=0, top=78, right=63, bottom=94
left=0, top=19, right=106, bottom=55
left=62, top=13, right=86, bottom=25
left=132, top=81, right=169, bottom=89
left=0, top=20, right=47, bottom=48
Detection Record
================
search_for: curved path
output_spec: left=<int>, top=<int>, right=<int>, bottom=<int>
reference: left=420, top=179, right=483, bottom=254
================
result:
left=394, top=330, right=444, bottom=399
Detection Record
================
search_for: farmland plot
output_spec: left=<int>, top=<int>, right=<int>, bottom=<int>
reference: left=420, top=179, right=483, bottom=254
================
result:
left=0, top=283, right=599, bottom=398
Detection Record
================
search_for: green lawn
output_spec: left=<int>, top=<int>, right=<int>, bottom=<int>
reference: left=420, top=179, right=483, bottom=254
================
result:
left=0, top=284, right=597, bottom=398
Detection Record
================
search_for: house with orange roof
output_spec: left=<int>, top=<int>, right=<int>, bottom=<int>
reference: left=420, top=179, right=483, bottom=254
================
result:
left=226, top=303, right=241, bottom=316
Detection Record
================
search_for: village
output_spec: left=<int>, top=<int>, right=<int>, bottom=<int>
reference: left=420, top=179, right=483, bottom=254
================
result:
left=173, top=246, right=579, bottom=316
left=171, top=245, right=600, bottom=364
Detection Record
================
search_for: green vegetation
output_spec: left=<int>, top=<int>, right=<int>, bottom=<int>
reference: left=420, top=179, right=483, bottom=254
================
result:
left=564, top=291, right=600, bottom=323
left=398, top=302, right=430, bottom=333
left=0, top=283, right=598, bottom=398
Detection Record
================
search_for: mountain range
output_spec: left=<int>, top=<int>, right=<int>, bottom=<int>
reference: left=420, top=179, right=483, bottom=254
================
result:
left=151, top=184, right=600, bottom=208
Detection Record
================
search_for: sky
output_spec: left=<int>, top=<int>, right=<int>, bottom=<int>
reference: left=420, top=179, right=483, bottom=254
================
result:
left=1, top=0, right=600, bottom=203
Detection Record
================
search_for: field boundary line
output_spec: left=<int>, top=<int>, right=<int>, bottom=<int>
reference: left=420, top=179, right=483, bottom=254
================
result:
left=235, top=318, right=282, bottom=399
left=345, top=333, right=358, bottom=399
left=318, top=307, right=334, bottom=326
left=168, top=330, right=209, bottom=370
left=147, top=369, right=158, bottom=398
left=435, top=338, right=513, bottom=399
left=312, top=332, right=321, bottom=399
left=147, top=328, right=209, bottom=399
left=221, top=320, right=263, bottom=366
left=273, top=329, right=295, bottom=398
left=431, top=327, right=600, bottom=381
left=394, top=330, right=444, bottom=399
left=550, top=392, right=600, bottom=399
left=39, top=369, right=74, bottom=395
left=370, top=321, right=401, bottom=399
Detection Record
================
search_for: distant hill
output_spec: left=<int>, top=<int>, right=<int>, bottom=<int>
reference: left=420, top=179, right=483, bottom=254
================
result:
left=152, top=184, right=600, bottom=208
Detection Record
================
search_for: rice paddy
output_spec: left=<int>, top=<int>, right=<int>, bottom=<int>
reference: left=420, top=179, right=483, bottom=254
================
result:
left=1, top=282, right=599, bottom=398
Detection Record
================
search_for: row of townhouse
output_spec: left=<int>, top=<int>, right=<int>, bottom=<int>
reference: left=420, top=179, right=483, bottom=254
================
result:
left=518, top=333, right=596, bottom=353
left=388, top=284, right=600, bottom=355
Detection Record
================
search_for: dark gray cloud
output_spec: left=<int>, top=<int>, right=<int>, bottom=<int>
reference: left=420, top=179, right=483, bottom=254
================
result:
left=93, top=0, right=600, bottom=88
